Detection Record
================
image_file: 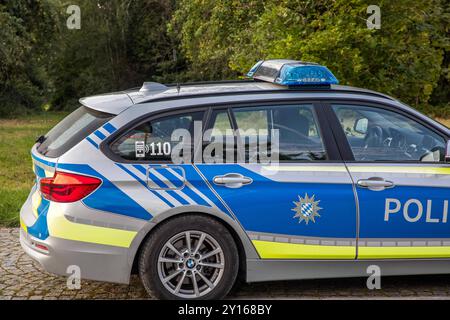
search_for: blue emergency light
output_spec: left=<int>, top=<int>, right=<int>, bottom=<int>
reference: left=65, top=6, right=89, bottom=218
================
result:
left=247, top=59, right=339, bottom=86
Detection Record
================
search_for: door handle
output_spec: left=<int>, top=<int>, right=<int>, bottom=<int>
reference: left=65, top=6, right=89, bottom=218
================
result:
left=357, top=177, right=394, bottom=191
left=213, top=173, right=253, bottom=188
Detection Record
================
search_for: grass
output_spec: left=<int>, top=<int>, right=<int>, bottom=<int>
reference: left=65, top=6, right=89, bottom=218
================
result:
left=0, top=112, right=67, bottom=227
left=436, top=118, right=450, bottom=128
left=0, top=113, right=448, bottom=227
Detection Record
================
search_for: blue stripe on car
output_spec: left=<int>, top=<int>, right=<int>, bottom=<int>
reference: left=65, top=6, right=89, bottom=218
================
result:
left=34, top=165, right=46, bottom=179
left=184, top=165, right=233, bottom=216
left=94, top=130, right=106, bottom=140
left=58, top=163, right=152, bottom=220
left=31, top=153, right=56, bottom=168
left=86, top=137, right=99, bottom=149
left=103, top=123, right=117, bottom=134
left=163, top=168, right=211, bottom=207
left=133, top=165, right=190, bottom=206
left=27, top=198, right=50, bottom=240
left=115, top=163, right=175, bottom=208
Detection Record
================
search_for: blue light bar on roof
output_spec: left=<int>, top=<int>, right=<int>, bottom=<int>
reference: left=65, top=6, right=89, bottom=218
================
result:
left=247, top=59, right=339, bottom=86
left=246, top=60, right=264, bottom=77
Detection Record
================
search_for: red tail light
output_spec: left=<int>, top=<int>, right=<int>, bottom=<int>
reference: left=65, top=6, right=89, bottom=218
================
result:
left=40, top=171, right=102, bottom=203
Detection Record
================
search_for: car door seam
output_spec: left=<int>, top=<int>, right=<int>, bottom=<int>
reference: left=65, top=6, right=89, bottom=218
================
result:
left=344, top=161, right=361, bottom=260
left=192, top=163, right=260, bottom=258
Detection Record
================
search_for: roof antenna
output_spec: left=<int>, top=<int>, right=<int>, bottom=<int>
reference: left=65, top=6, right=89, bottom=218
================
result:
left=173, top=48, right=181, bottom=94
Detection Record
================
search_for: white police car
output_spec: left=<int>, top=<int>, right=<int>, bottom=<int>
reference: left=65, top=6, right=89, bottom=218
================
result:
left=20, top=60, right=450, bottom=299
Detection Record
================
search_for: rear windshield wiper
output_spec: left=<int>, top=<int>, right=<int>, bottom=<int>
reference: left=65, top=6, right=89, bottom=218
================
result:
left=36, top=135, right=46, bottom=144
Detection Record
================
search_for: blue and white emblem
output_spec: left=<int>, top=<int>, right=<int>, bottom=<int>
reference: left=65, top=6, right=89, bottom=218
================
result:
left=292, top=193, right=322, bottom=225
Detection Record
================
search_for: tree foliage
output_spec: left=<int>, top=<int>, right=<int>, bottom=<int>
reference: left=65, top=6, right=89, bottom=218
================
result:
left=0, top=0, right=448, bottom=117
left=51, top=0, right=180, bottom=109
left=0, top=0, right=60, bottom=116
left=173, top=0, right=449, bottom=114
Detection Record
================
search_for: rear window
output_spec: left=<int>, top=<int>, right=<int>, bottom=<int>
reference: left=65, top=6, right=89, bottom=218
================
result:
left=37, top=106, right=113, bottom=157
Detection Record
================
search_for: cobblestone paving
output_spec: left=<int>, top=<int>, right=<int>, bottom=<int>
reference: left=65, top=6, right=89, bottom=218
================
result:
left=2, top=228, right=450, bottom=300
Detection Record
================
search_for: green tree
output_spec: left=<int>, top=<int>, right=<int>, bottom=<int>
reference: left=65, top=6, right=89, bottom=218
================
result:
left=429, top=0, right=450, bottom=116
left=170, top=0, right=266, bottom=80
left=172, top=0, right=449, bottom=111
left=0, top=0, right=60, bottom=116
left=1, top=0, right=448, bottom=117
left=50, top=0, right=180, bottom=110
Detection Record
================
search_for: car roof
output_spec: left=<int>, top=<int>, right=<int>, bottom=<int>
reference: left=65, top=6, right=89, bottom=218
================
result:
left=130, top=80, right=395, bottom=104
left=80, top=80, right=395, bottom=114
left=79, top=79, right=449, bottom=135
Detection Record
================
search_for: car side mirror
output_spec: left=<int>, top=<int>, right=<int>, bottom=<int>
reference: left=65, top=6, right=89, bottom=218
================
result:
left=354, top=118, right=368, bottom=135
left=446, top=140, right=450, bottom=163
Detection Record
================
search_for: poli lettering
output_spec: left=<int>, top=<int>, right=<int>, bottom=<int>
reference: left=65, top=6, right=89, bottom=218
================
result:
left=385, top=198, right=449, bottom=223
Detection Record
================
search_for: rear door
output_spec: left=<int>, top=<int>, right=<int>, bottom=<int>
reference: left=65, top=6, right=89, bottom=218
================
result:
left=328, top=103, right=450, bottom=259
left=109, top=110, right=220, bottom=213
left=196, top=102, right=358, bottom=259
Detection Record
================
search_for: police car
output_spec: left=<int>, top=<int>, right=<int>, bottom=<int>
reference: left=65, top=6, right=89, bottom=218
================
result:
left=20, top=60, right=450, bottom=300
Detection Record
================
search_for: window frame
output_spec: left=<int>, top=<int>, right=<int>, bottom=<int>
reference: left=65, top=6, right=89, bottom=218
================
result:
left=204, top=107, right=235, bottom=137
left=323, top=100, right=449, bottom=164
left=200, top=107, right=237, bottom=163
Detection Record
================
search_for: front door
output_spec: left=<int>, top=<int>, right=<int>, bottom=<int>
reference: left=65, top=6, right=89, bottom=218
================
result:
left=330, top=103, right=450, bottom=259
left=196, top=103, right=358, bottom=259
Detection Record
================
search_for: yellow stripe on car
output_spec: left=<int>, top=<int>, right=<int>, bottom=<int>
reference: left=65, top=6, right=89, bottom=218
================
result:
left=44, top=170, right=54, bottom=178
left=262, top=165, right=347, bottom=172
left=47, top=204, right=137, bottom=248
left=254, top=239, right=450, bottom=259
left=262, top=165, right=450, bottom=175
left=348, top=166, right=450, bottom=175
left=252, top=240, right=355, bottom=259
left=20, top=218, right=28, bottom=233
left=359, top=246, right=450, bottom=259
left=31, top=191, right=42, bottom=218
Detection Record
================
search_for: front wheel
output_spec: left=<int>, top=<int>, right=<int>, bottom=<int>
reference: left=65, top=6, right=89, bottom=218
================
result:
left=138, top=215, right=239, bottom=300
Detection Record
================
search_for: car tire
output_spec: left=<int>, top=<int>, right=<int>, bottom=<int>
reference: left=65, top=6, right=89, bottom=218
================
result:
left=138, top=214, right=239, bottom=300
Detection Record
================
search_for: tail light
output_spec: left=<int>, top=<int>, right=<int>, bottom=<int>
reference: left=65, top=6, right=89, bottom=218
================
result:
left=40, top=171, right=102, bottom=203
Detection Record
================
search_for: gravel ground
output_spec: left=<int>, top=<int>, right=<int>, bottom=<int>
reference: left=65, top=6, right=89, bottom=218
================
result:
left=2, top=228, right=450, bottom=300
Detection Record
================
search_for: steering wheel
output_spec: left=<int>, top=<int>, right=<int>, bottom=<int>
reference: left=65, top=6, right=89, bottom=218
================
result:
left=364, top=125, right=383, bottom=148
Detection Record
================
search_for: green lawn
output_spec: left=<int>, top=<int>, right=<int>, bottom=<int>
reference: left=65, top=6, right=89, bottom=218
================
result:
left=0, top=113, right=67, bottom=226
left=0, top=114, right=448, bottom=227
left=437, top=118, right=450, bottom=128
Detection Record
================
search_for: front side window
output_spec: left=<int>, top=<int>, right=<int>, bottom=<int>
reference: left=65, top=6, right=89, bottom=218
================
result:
left=111, top=111, right=204, bottom=161
left=332, top=104, right=446, bottom=162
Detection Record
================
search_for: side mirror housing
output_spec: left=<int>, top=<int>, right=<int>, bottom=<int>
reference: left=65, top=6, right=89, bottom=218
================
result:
left=446, top=140, right=450, bottom=163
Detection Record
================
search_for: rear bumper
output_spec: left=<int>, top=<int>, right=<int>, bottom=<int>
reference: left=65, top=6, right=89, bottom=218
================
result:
left=19, top=193, right=136, bottom=284
left=19, top=227, right=132, bottom=284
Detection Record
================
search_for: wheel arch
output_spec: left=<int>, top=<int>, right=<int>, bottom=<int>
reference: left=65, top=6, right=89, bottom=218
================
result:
left=128, top=206, right=259, bottom=282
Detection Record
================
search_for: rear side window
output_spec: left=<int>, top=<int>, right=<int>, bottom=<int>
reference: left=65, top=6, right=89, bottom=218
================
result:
left=232, top=104, right=327, bottom=162
left=110, top=111, right=205, bottom=161
left=37, top=106, right=113, bottom=157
